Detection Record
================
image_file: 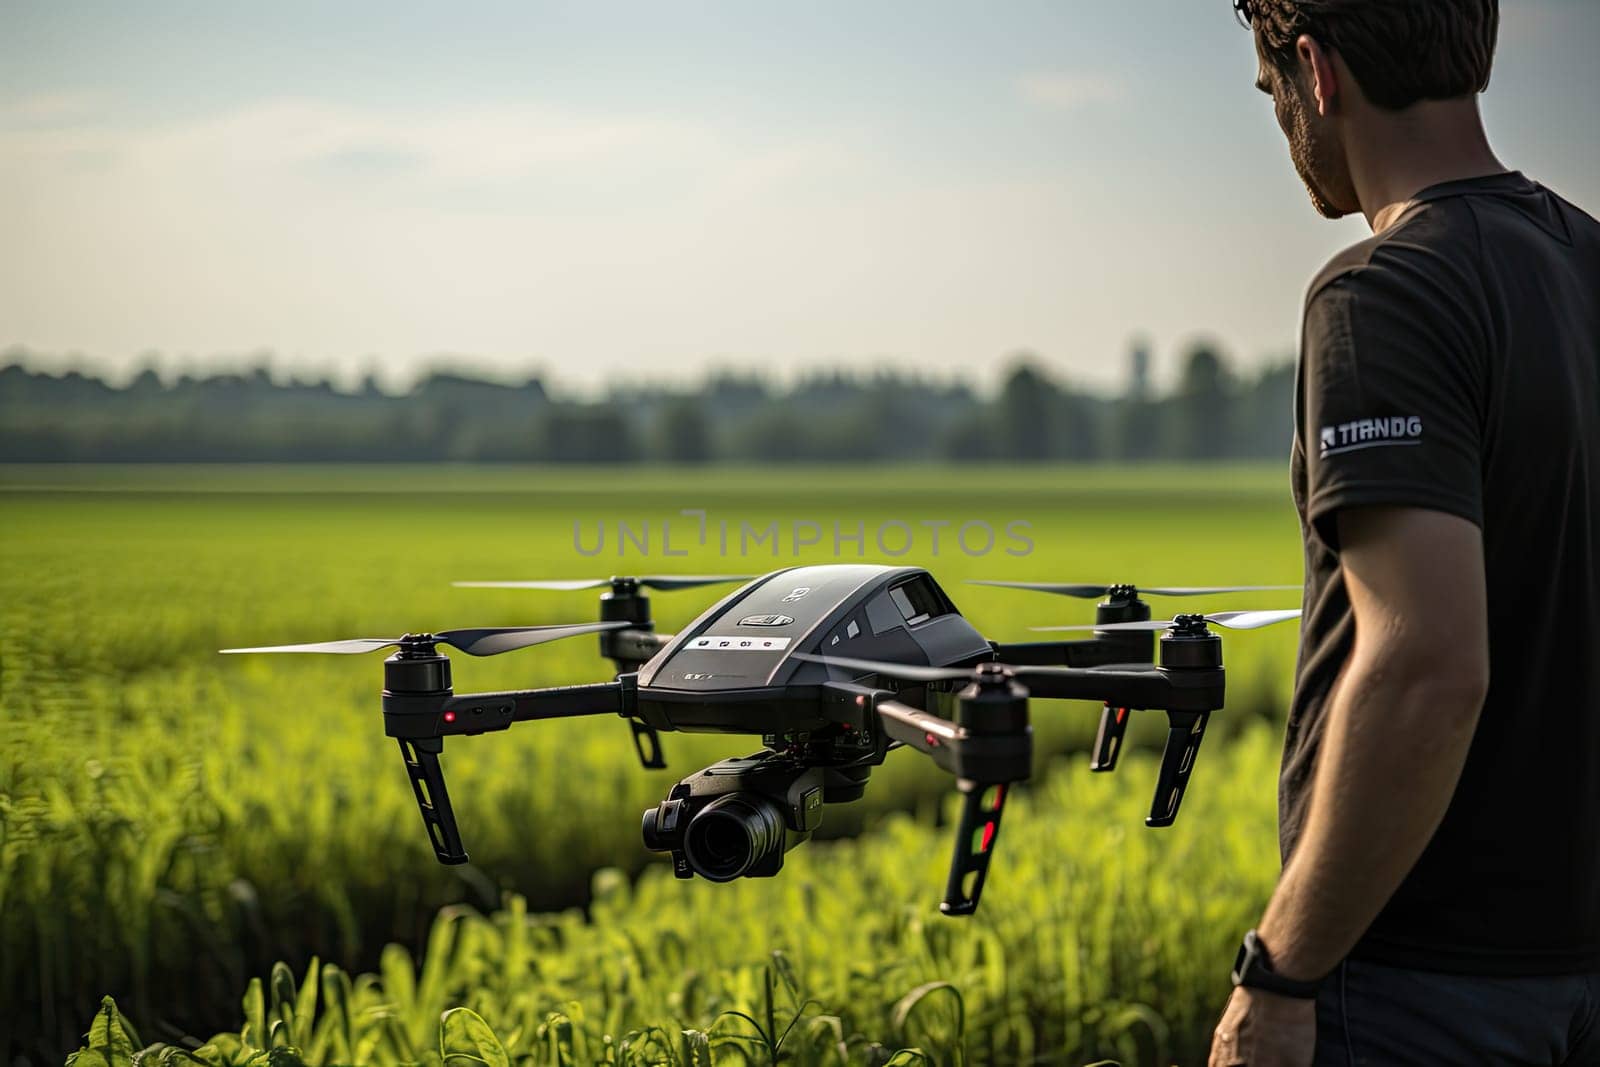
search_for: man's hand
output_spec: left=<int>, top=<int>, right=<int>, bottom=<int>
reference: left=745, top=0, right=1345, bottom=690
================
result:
left=1209, top=986, right=1316, bottom=1067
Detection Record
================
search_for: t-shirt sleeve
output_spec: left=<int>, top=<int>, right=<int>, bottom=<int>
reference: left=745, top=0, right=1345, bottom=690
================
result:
left=1299, top=255, right=1486, bottom=548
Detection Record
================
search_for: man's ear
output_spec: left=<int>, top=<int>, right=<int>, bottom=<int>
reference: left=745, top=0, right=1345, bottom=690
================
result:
left=1295, top=33, right=1340, bottom=116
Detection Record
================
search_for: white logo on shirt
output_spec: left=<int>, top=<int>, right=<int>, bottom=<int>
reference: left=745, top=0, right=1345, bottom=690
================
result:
left=1319, top=415, right=1423, bottom=457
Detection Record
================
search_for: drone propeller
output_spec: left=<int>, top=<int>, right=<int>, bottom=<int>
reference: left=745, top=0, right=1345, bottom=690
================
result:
left=220, top=621, right=630, bottom=657
left=452, top=575, right=753, bottom=592
left=967, top=580, right=1298, bottom=599
left=1031, top=609, right=1302, bottom=633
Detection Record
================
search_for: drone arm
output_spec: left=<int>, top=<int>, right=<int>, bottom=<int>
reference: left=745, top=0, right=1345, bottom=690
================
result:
left=502, top=678, right=634, bottom=724
left=874, top=698, right=964, bottom=774
left=989, top=637, right=1150, bottom=668
left=1017, top=664, right=1221, bottom=711
left=988, top=639, right=1087, bottom=666
left=1016, top=665, right=1166, bottom=705
left=384, top=679, right=631, bottom=741
left=432, top=684, right=643, bottom=735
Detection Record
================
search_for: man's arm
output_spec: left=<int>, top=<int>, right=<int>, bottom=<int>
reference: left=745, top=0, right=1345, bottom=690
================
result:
left=1259, top=503, right=1489, bottom=979
left=1210, top=504, right=1489, bottom=1066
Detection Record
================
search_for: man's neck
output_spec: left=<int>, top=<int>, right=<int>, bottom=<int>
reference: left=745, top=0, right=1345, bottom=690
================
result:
left=1343, top=96, right=1509, bottom=233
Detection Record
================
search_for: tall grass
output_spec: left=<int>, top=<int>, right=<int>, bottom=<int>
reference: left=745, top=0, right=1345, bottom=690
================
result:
left=74, top=733, right=1284, bottom=1066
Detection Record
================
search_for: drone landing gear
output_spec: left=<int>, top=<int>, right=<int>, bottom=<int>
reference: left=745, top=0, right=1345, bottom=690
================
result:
left=940, top=778, right=1010, bottom=916
left=399, top=737, right=469, bottom=864
left=1146, top=710, right=1208, bottom=828
left=630, top=719, right=667, bottom=769
left=1090, top=704, right=1130, bottom=772
left=1088, top=704, right=1206, bottom=825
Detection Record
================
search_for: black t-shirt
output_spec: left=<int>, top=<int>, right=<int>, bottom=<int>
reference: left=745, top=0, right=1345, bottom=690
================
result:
left=1284, top=170, right=1600, bottom=975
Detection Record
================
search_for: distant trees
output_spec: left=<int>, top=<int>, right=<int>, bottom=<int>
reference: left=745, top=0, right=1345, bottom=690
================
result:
left=996, top=359, right=1057, bottom=461
left=1171, top=342, right=1233, bottom=459
left=654, top=399, right=713, bottom=464
left=0, top=344, right=1297, bottom=464
left=540, top=406, right=639, bottom=463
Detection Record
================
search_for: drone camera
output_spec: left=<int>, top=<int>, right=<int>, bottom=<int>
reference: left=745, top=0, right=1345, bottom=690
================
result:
left=682, top=794, right=789, bottom=880
left=642, top=753, right=825, bottom=881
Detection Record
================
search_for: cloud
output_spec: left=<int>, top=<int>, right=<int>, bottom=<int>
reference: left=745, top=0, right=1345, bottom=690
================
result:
left=0, top=96, right=726, bottom=189
left=0, top=90, right=892, bottom=387
left=1017, top=72, right=1125, bottom=112
left=0, top=91, right=107, bottom=127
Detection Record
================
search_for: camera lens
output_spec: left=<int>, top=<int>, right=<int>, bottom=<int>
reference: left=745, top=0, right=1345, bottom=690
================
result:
left=641, top=806, right=663, bottom=852
left=682, top=793, right=787, bottom=881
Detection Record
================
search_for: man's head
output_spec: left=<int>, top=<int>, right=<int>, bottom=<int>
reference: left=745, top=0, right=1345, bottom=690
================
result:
left=1234, top=0, right=1500, bottom=219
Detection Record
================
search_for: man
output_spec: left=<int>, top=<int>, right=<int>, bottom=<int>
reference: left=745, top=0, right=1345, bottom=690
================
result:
left=1210, top=2, right=1600, bottom=1064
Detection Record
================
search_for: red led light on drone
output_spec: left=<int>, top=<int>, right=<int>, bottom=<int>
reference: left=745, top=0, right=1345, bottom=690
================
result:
left=443, top=711, right=457, bottom=723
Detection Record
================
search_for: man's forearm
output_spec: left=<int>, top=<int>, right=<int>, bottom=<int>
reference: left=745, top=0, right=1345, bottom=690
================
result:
left=1255, top=649, right=1485, bottom=981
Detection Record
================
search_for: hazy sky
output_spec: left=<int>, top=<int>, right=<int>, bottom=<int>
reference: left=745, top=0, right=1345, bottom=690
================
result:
left=3, top=1, right=1596, bottom=395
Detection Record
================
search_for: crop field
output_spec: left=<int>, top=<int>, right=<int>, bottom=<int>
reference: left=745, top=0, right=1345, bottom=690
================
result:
left=1, top=463, right=1303, bottom=1065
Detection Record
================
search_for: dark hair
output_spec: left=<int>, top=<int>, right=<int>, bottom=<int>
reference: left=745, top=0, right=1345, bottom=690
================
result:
left=1234, top=0, right=1499, bottom=110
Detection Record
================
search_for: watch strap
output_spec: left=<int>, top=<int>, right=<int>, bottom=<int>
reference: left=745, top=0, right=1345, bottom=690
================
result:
left=1231, top=929, right=1323, bottom=999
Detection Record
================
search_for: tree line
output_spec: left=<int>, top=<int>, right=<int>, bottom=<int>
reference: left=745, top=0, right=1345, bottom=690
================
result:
left=0, top=343, right=1295, bottom=463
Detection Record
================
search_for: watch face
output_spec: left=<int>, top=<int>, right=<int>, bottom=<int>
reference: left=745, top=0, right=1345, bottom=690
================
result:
left=1230, top=933, right=1254, bottom=985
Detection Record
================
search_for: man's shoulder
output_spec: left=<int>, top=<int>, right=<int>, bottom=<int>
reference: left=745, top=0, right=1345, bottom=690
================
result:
left=1303, top=199, right=1478, bottom=311
left=1305, top=173, right=1600, bottom=311
left=1295, top=198, right=1494, bottom=397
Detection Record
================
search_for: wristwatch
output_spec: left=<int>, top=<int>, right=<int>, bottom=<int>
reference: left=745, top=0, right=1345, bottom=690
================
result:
left=1230, top=929, right=1323, bottom=999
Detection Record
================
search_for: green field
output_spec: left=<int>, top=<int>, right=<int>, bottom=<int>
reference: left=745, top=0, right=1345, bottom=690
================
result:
left=1, top=464, right=1303, bottom=1065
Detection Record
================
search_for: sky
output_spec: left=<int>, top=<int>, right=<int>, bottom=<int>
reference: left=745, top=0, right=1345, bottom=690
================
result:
left=3, top=1, right=1596, bottom=397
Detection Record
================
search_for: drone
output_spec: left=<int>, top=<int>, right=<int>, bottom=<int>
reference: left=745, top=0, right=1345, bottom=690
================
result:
left=220, top=565, right=1298, bottom=915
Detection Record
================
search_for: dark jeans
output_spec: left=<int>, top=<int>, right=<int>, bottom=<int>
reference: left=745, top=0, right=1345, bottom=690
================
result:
left=1314, top=958, right=1600, bottom=1065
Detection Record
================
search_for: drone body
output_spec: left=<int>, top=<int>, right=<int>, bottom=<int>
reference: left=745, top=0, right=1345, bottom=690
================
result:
left=635, top=564, right=991, bottom=728
left=222, top=563, right=1298, bottom=915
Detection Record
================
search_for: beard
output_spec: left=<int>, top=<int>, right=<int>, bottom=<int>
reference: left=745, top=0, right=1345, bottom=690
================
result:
left=1281, top=86, right=1356, bottom=220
